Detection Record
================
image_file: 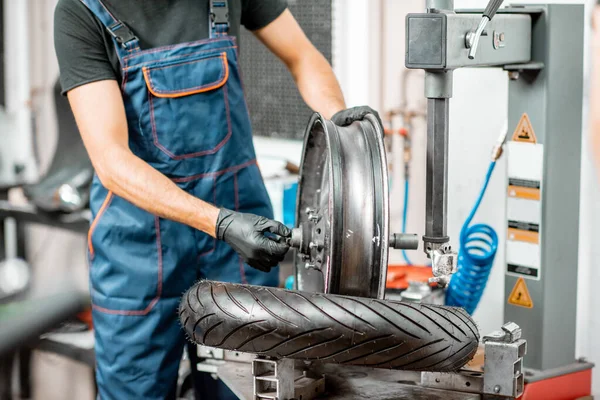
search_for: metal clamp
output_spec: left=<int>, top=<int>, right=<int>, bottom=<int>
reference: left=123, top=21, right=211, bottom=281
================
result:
left=422, top=322, right=527, bottom=399
left=482, top=322, right=527, bottom=398
left=426, top=242, right=457, bottom=287
left=253, top=357, right=325, bottom=400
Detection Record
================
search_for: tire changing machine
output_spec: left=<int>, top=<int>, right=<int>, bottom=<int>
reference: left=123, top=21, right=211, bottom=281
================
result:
left=189, top=2, right=592, bottom=399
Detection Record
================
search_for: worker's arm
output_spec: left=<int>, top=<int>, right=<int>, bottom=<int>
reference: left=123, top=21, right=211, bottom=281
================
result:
left=68, top=80, right=289, bottom=270
left=252, top=9, right=345, bottom=119
left=253, top=9, right=381, bottom=126
left=69, top=80, right=219, bottom=235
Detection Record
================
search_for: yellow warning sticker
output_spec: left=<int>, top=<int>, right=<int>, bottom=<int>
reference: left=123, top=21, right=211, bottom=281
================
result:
left=512, top=113, right=537, bottom=144
left=508, top=277, right=533, bottom=308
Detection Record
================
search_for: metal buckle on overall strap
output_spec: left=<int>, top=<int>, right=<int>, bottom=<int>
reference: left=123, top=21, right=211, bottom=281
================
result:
left=108, top=22, right=138, bottom=49
left=210, top=0, right=230, bottom=31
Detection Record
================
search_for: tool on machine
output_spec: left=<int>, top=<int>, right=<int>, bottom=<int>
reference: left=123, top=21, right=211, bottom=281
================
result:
left=410, top=0, right=509, bottom=288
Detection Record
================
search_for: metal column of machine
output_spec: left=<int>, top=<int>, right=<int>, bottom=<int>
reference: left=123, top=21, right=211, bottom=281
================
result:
left=504, top=4, right=593, bottom=385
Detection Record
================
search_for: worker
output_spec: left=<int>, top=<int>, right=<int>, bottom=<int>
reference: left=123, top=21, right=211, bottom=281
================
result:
left=54, top=0, right=375, bottom=398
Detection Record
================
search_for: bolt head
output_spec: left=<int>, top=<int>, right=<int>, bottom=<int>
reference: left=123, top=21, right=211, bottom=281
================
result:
left=309, top=241, right=324, bottom=250
left=308, top=214, right=320, bottom=222
left=493, top=385, right=501, bottom=393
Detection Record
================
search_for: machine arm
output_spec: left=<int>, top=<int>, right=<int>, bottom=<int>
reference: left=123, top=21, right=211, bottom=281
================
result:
left=406, top=0, right=531, bottom=286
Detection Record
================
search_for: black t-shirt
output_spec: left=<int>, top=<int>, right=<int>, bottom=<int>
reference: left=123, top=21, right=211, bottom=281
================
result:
left=54, top=0, right=287, bottom=94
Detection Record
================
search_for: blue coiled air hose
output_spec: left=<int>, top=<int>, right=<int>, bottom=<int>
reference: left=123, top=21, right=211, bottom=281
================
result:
left=445, top=161, right=499, bottom=315
left=401, top=179, right=414, bottom=266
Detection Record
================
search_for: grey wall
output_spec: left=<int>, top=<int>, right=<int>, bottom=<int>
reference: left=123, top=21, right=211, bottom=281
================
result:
left=239, top=1, right=332, bottom=139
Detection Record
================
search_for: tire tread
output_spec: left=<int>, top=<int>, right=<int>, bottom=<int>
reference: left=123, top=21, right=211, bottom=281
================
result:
left=180, top=281, right=479, bottom=372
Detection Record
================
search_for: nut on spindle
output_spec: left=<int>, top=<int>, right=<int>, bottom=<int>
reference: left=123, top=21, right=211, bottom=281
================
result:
left=304, top=263, right=318, bottom=270
left=309, top=241, right=323, bottom=251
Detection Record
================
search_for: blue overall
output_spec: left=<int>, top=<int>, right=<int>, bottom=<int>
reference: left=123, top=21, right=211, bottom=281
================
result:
left=80, top=1, right=278, bottom=398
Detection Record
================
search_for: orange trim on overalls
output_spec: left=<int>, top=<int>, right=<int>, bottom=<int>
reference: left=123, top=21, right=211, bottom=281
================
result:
left=142, top=52, right=229, bottom=98
left=88, top=191, right=114, bottom=259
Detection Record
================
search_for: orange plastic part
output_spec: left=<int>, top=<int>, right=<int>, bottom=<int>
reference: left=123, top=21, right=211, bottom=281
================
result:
left=76, top=309, right=93, bottom=330
left=386, top=264, right=434, bottom=290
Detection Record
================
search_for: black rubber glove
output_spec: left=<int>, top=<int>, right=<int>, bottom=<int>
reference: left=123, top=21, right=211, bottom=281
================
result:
left=331, top=105, right=382, bottom=127
left=216, top=208, right=291, bottom=272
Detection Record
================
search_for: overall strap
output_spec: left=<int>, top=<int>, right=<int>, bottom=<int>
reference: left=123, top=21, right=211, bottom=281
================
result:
left=79, top=0, right=141, bottom=58
left=209, top=0, right=230, bottom=38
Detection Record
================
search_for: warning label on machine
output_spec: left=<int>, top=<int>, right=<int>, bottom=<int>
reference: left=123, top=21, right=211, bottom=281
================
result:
left=508, top=277, right=534, bottom=308
left=506, top=113, right=543, bottom=281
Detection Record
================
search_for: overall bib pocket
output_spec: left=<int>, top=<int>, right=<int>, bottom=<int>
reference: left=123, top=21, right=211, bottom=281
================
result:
left=143, top=52, right=231, bottom=159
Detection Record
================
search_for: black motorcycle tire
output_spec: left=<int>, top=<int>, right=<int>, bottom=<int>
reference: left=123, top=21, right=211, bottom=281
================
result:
left=180, top=281, right=479, bottom=372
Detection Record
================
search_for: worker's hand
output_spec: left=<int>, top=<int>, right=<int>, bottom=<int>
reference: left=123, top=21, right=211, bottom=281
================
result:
left=216, top=209, right=291, bottom=272
left=331, top=106, right=382, bottom=127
